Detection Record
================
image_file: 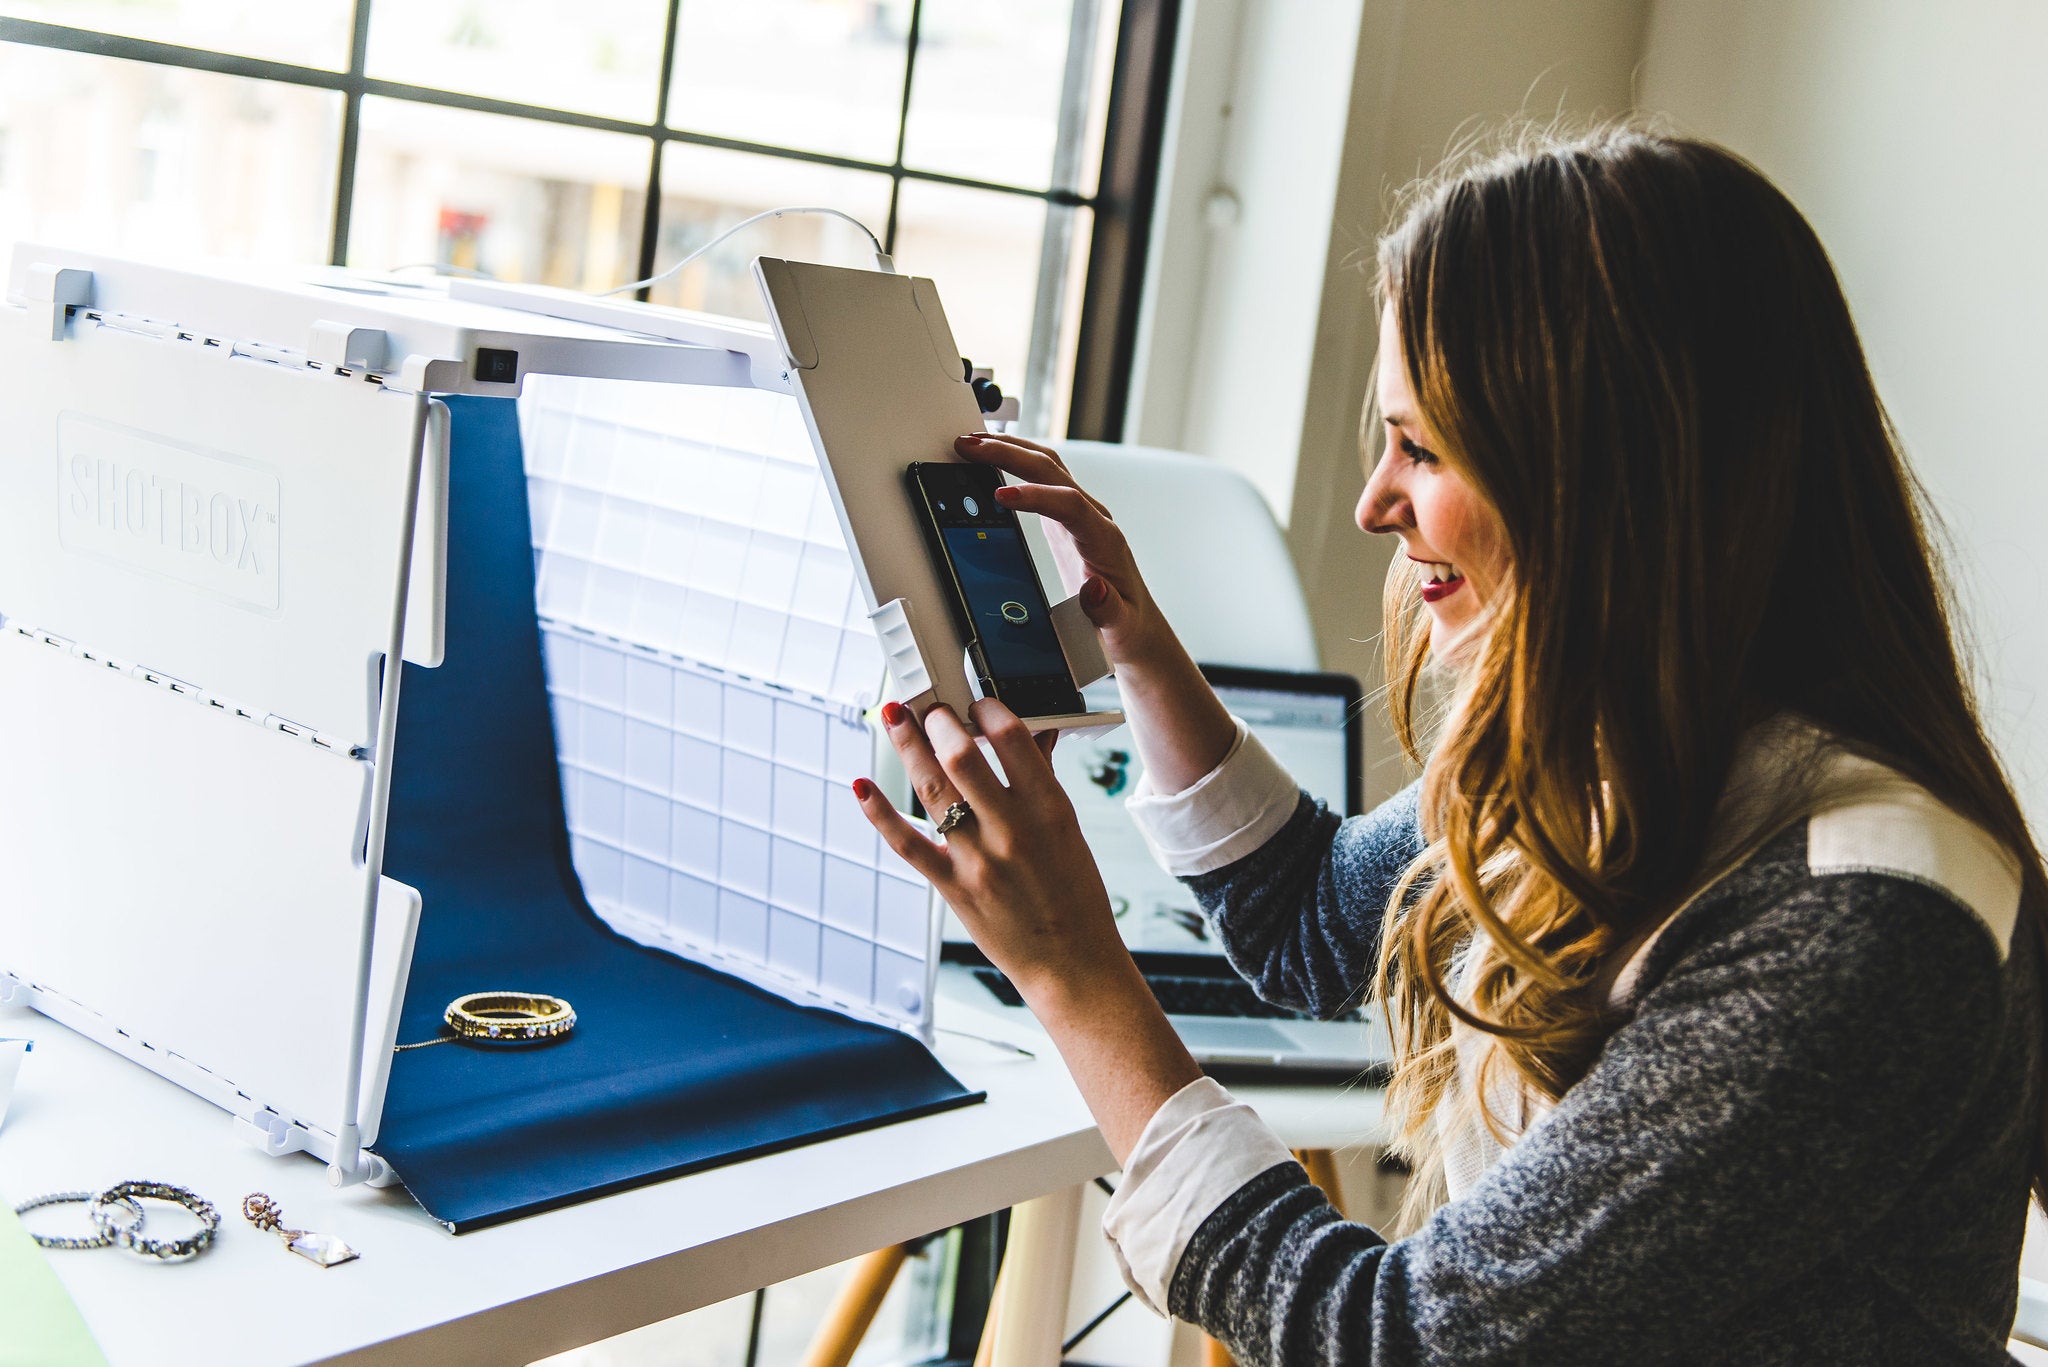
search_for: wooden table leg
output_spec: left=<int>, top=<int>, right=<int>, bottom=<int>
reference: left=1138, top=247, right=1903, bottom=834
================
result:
left=977, top=1184, right=1084, bottom=1367
left=799, top=1243, right=914, bottom=1367
left=1294, top=1147, right=1344, bottom=1213
left=973, top=1263, right=1005, bottom=1367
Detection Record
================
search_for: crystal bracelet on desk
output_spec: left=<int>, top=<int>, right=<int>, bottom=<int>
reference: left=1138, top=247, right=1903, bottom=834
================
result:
left=13, top=1189, right=145, bottom=1250
left=14, top=1181, right=218, bottom=1262
left=91, top=1180, right=220, bottom=1261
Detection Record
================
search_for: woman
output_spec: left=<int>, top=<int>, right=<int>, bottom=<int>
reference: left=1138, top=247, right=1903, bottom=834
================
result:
left=853, top=126, right=2046, bottom=1363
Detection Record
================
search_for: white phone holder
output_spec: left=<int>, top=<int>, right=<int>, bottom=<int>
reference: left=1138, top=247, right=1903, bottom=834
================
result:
left=756, top=258, right=1121, bottom=734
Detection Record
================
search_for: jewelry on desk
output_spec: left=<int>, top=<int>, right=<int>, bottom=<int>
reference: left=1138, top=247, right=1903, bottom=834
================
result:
left=13, top=1189, right=145, bottom=1250
left=935, top=800, right=974, bottom=834
left=90, top=1180, right=220, bottom=1261
left=242, top=1193, right=360, bottom=1268
left=394, top=990, right=577, bottom=1051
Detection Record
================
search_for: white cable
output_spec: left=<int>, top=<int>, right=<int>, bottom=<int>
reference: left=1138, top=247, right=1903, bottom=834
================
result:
left=603, top=206, right=892, bottom=296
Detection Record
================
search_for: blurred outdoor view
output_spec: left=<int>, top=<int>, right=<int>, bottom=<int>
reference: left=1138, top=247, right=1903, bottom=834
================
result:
left=0, top=0, right=1120, bottom=432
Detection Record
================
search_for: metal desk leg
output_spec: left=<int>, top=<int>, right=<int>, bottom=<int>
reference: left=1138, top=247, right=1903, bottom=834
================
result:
left=799, top=1243, right=913, bottom=1367
left=980, top=1184, right=1084, bottom=1367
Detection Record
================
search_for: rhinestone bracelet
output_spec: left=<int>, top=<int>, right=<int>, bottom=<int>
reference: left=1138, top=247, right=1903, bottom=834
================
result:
left=90, top=1180, right=220, bottom=1262
left=13, top=1190, right=146, bottom=1250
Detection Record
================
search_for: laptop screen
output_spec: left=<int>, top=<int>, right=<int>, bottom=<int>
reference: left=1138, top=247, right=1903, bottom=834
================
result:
left=945, top=665, right=1361, bottom=960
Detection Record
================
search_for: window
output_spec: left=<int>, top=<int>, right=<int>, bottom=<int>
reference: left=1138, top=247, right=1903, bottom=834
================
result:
left=0, top=0, right=1178, bottom=435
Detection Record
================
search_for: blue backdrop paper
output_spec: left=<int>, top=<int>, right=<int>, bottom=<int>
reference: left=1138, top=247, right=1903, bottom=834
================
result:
left=374, top=395, right=979, bottom=1232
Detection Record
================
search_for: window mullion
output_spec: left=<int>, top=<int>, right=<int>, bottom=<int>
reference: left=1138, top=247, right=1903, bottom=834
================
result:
left=1068, top=0, right=1181, bottom=441
left=883, top=0, right=926, bottom=256
left=327, top=0, right=374, bottom=267
left=634, top=0, right=687, bottom=298
left=1021, top=0, right=1106, bottom=431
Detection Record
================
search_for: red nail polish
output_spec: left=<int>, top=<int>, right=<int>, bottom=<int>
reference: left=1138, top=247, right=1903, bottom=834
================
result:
left=881, top=701, right=908, bottom=726
left=993, top=485, right=1018, bottom=503
left=852, top=778, right=877, bottom=800
left=1082, top=577, right=1109, bottom=609
left=959, top=433, right=987, bottom=445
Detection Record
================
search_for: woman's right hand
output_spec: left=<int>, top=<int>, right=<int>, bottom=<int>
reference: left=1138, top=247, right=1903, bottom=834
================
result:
left=954, top=432, right=1176, bottom=669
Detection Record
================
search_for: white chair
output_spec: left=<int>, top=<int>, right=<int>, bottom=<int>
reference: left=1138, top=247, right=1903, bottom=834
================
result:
left=1042, top=439, right=1321, bottom=672
left=2014, top=1275, right=2048, bottom=1353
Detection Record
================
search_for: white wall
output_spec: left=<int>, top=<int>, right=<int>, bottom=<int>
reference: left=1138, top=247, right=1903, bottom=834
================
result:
left=1130, top=0, right=1647, bottom=802
left=1126, top=0, right=1368, bottom=522
left=1132, top=0, right=2048, bottom=813
left=1638, top=0, right=2048, bottom=823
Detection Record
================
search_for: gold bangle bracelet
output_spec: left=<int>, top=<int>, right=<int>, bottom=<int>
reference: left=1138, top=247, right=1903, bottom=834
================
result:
left=443, top=991, right=577, bottom=1043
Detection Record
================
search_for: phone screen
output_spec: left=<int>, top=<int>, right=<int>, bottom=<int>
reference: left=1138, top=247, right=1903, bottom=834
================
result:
left=908, top=463, right=1083, bottom=717
left=937, top=523, right=1069, bottom=679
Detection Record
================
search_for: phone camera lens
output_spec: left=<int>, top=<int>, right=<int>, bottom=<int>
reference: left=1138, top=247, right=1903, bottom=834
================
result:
left=962, top=495, right=980, bottom=517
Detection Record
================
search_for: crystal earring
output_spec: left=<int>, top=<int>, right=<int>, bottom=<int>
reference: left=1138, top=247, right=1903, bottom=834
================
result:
left=241, top=1193, right=360, bottom=1267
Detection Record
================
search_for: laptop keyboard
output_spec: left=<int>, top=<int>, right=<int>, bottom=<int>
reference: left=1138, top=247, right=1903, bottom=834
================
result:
left=971, top=967, right=1336, bottom=1022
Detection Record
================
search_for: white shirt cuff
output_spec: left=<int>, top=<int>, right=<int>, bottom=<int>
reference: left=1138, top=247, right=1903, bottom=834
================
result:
left=1123, top=720, right=1302, bottom=876
left=1100, top=1076, right=1298, bottom=1316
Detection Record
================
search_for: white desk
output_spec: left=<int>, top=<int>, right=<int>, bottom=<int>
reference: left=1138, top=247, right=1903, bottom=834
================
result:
left=0, top=999, right=1111, bottom=1367
left=2, top=982, right=1388, bottom=1367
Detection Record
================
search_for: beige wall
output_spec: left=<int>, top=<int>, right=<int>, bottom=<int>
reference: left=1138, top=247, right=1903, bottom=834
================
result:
left=1637, top=0, right=2048, bottom=823
left=1289, top=0, right=1648, bottom=802
left=1136, top=0, right=2048, bottom=815
left=1133, top=0, right=1648, bottom=803
left=1126, top=0, right=1370, bottom=516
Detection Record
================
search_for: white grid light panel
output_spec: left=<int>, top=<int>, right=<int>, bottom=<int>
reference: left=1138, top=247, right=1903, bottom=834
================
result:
left=519, top=378, right=933, bottom=1035
left=521, top=376, right=884, bottom=703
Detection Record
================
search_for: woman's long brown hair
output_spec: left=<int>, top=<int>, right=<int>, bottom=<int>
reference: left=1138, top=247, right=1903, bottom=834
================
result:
left=1370, top=124, right=2048, bottom=1222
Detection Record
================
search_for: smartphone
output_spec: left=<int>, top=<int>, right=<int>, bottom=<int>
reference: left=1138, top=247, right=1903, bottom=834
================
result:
left=906, top=461, right=1085, bottom=718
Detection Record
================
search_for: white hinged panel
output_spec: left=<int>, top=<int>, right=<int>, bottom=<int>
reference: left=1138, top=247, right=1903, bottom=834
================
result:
left=0, top=627, right=417, bottom=1146
left=0, top=308, right=430, bottom=749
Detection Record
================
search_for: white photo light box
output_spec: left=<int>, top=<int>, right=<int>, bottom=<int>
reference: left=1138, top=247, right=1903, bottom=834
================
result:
left=0, top=242, right=1111, bottom=1187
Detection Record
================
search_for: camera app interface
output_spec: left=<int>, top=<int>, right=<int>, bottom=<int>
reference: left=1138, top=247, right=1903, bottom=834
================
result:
left=938, top=522, right=1069, bottom=680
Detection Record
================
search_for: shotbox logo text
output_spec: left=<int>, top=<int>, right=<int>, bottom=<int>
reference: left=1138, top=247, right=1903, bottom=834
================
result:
left=56, top=414, right=281, bottom=611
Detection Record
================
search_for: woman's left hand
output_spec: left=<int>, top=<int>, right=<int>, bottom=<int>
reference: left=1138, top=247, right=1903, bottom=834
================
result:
left=855, top=698, right=1126, bottom=1000
left=853, top=696, right=1204, bottom=1160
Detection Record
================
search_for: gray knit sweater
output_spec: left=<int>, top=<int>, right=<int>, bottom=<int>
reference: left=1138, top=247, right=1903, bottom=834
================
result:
left=1169, top=780, right=2042, bottom=1364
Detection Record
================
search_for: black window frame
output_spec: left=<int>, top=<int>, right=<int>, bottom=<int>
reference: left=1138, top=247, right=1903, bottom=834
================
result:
left=0, top=2, right=1178, bottom=436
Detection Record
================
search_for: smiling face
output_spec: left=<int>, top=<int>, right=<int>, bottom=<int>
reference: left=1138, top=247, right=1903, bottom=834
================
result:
left=1357, top=305, right=1508, bottom=663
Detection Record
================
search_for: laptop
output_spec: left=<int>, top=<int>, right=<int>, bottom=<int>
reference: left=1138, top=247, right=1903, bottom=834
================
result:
left=939, top=664, right=1393, bottom=1077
